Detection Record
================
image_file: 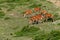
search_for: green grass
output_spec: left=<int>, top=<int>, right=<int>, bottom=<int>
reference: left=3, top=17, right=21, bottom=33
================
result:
left=54, top=13, right=60, bottom=20
left=15, top=26, right=60, bottom=40
left=57, top=23, right=60, bottom=25
left=7, top=4, right=16, bottom=10
left=29, top=3, right=42, bottom=8
left=4, top=17, right=11, bottom=20
left=15, top=25, right=40, bottom=37
left=34, top=30, right=60, bottom=40
left=0, top=0, right=60, bottom=40
left=0, top=12, right=5, bottom=18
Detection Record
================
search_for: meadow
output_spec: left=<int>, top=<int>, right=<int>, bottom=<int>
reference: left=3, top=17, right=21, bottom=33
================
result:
left=0, top=0, right=60, bottom=40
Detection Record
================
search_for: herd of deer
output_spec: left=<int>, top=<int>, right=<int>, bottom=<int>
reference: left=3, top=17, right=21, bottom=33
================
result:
left=23, top=7, right=54, bottom=24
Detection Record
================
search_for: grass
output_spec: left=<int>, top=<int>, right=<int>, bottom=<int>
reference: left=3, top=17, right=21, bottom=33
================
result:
left=0, top=0, right=60, bottom=40
left=15, top=25, right=40, bottom=37
left=0, top=12, right=5, bottom=18
left=54, top=13, right=60, bottom=20
left=7, top=4, right=16, bottom=9
left=34, top=30, right=60, bottom=40
left=15, top=26, right=60, bottom=40
left=57, top=23, right=60, bottom=25
left=4, top=17, right=11, bottom=20
left=29, top=3, right=42, bottom=8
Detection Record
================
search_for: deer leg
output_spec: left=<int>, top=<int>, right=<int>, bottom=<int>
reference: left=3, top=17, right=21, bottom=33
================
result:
left=46, top=18, right=48, bottom=22
left=35, top=21, right=39, bottom=24
left=23, top=14, right=26, bottom=17
left=51, top=18, right=54, bottom=22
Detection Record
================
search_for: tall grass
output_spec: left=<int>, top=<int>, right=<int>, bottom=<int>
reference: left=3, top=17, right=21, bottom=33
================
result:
left=14, top=25, right=40, bottom=37
left=34, top=30, right=60, bottom=40
left=54, top=13, right=60, bottom=20
left=14, top=25, right=60, bottom=40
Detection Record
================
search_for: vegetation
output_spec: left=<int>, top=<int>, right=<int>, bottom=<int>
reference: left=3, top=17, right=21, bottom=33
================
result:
left=0, top=0, right=60, bottom=40
left=29, top=4, right=42, bottom=8
left=15, top=25, right=40, bottom=37
left=0, top=12, right=5, bottom=18
left=54, top=14, right=60, bottom=20
left=4, top=17, right=11, bottom=20
left=34, top=30, right=60, bottom=40
left=15, top=26, right=60, bottom=40
left=57, top=23, right=60, bottom=25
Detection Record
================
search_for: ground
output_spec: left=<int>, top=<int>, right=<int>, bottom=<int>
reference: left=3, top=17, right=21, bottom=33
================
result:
left=0, top=0, right=60, bottom=40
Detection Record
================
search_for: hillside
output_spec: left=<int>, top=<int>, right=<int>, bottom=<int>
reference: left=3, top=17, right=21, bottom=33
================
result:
left=0, top=0, right=60, bottom=40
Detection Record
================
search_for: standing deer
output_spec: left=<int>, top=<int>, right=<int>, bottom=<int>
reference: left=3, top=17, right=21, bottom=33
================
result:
left=23, top=9, right=32, bottom=18
left=34, top=7, right=41, bottom=12
left=44, top=13, right=54, bottom=22
left=29, top=14, right=44, bottom=24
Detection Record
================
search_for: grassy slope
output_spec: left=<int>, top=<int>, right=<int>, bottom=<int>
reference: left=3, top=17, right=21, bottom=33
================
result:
left=0, top=0, right=60, bottom=40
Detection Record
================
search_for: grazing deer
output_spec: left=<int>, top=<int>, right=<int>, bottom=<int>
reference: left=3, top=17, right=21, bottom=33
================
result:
left=44, top=13, right=54, bottom=22
left=40, top=10, right=47, bottom=15
left=40, top=10, right=54, bottom=22
left=29, top=14, right=44, bottom=24
left=23, top=10, right=32, bottom=18
left=34, top=7, right=41, bottom=12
